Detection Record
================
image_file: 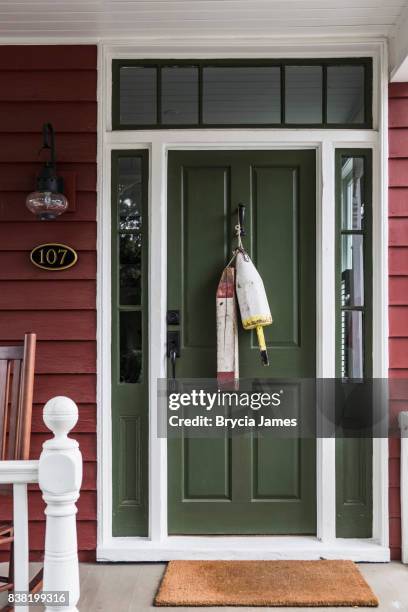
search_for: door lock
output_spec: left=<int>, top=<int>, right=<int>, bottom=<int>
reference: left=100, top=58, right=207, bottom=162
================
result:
left=167, top=330, right=180, bottom=379
left=167, top=309, right=180, bottom=325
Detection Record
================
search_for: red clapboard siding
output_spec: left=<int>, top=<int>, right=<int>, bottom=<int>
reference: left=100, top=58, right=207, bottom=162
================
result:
left=0, top=71, right=96, bottom=102
left=389, top=99, right=408, bottom=127
left=389, top=307, right=408, bottom=336
left=0, top=251, right=96, bottom=280
left=0, top=163, right=96, bottom=191
left=389, top=82, right=408, bottom=98
left=389, top=159, right=408, bottom=187
left=389, top=457, right=400, bottom=487
left=389, top=189, right=408, bottom=217
left=390, top=277, right=408, bottom=304
left=390, top=517, right=402, bottom=547
left=81, top=462, right=97, bottom=491
left=389, top=487, right=401, bottom=518
left=389, top=378, right=408, bottom=400
left=390, top=218, right=408, bottom=245
left=0, top=46, right=96, bottom=71
left=0, top=221, right=96, bottom=250
left=389, top=129, right=408, bottom=157
left=389, top=248, right=408, bottom=275
left=34, top=374, right=96, bottom=404
left=0, top=133, right=96, bottom=163
left=390, top=339, right=408, bottom=368
left=0, top=45, right=97, bottom=558
left=0, top=102, right=97, bottom=133
left=33, top=341, right=96, bottom=374
left=0, top=281, right=96, bottom=309
left=0, top=311, right=96, bottom=340
left=388, top=84, right=408, bottom=560
left=0, top=191, right=96, bottom=222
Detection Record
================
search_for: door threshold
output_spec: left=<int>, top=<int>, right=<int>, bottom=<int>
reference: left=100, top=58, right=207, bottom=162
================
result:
left=97, top=536, right=390, bottom=562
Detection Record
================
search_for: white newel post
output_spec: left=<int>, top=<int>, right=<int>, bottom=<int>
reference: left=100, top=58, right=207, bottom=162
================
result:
left=39, top=396, right=83, bottom=612
left=399, top=411, right=408, bottom=564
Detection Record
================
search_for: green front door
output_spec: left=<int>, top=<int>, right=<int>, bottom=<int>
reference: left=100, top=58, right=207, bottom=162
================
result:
left=167, top=150, right=316, bottom=535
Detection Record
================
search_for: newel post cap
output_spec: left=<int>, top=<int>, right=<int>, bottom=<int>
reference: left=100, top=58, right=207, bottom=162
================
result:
left=43, top=396, right=78, bottom=441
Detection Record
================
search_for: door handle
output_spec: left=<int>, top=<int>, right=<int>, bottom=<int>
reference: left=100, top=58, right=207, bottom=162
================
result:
left=167, top=330, right=180, bottom=379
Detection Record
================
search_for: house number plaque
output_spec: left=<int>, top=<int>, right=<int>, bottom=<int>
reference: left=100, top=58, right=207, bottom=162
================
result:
left=30, top=243, right=78, bottom=271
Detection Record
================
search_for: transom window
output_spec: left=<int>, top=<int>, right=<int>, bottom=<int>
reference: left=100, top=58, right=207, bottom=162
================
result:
left=112, top=59, right=372, bottom=129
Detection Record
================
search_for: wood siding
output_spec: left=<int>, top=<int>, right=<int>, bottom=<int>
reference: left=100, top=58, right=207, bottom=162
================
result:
left=0, top=45, right=97, bottom=561
left=389, top=82, right=408, bottom=561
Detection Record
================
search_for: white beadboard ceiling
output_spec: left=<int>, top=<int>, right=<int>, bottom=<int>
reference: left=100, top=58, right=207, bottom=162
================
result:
left=0, top=0, right=406, bottom=40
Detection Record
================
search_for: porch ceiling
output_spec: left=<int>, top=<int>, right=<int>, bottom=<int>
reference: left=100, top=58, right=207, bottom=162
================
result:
left=0, top=0, right=406, bottom=41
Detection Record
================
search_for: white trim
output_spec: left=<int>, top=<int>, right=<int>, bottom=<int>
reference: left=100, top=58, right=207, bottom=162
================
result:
left=316, top=140, right=336, bottom=543
left=96, top=40, right=113, bottom=551
left=98, top=536, right=389, bottom=563
left=97, top=40, right=389, bottom=562
left=372, top=39, right=389, bottom=549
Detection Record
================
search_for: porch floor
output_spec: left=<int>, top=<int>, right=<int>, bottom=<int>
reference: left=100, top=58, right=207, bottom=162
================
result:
left=1, top=561, right=408, bottom=610
left=79, top=561, right=408, bottom=610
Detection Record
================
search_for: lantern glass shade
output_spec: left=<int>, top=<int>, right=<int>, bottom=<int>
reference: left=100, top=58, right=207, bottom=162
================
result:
left=26, top=190, right=68, bottom=220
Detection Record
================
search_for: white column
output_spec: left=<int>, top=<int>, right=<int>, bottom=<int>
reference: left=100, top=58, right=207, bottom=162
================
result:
left=399, top=411, right=408, bottom=563
left=38, top=396, right=83, bottom=612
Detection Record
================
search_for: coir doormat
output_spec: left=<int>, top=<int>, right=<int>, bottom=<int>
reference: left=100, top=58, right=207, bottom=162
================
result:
left=154, top=560, right=379, bottom=607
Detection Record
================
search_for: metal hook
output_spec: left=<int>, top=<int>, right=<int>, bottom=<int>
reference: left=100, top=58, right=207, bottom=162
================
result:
left=237, top=203, right=246, bottom=237
left=38, top=123, right=56, bottom=168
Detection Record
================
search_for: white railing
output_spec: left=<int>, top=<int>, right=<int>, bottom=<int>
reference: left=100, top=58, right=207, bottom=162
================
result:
left=0, top=396, right=82, bottom=612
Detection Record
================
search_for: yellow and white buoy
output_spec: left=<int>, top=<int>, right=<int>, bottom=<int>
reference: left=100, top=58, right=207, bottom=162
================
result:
left=235, top=250, right=272, bottom=365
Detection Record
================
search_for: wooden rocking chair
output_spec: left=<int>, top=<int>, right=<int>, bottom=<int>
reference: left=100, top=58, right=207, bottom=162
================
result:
left=0, top=333, right=43, bottom=602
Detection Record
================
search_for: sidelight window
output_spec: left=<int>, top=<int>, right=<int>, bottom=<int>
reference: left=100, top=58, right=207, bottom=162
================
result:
left=113, top=59, right=372, bottom=129
left=112, top=152, right=148, bottom=384
left=336, top=151, right=372, bottom=379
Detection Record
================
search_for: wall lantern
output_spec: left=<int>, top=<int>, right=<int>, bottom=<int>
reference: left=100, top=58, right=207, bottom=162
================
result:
left=26, top=123, right=68, bottom=220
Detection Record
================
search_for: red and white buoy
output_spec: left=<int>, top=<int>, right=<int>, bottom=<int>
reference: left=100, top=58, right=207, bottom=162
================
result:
left=216, top=266, right=239, bottom=383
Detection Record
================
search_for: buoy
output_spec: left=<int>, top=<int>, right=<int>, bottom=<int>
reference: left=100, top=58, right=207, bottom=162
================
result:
left=235, top=250, right=272, bottom=366
left=216, top=266, right=239, bottom=383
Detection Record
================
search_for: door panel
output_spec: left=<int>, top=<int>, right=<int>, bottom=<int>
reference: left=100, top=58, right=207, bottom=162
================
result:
left=168, top=150, right=316, bottom=534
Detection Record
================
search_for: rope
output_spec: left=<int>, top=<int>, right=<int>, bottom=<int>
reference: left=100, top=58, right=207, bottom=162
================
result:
left=224, top=221, right=249, bottom=270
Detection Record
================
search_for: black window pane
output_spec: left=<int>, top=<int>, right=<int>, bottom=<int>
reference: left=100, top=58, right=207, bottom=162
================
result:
left=120, top=233, right=141, bottom=263
left=120, top=311, right=142, bottom=383
left=117, top=157, right=142, bottom=231
left=120, top=66, right=157, bottom=125
left=327, top=66, right=365, bottom=124
left=119, top=234, right=141, bottom=305
left=285, top=66, right=322, bottom=124
left=341, top=234, right=364, bottom=307
left=162, top=66, right=199, bottom=125
left=341, top=310, right=364, bottom=378
left=120, top=264, right=141, bottom=306
left=341, top=156, right=365, bottom=230
left=202, top=66, right=280, bottom=124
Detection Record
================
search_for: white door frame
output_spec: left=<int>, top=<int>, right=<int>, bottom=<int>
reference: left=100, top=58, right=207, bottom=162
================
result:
left=96, top=39, right=389, bottom=561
